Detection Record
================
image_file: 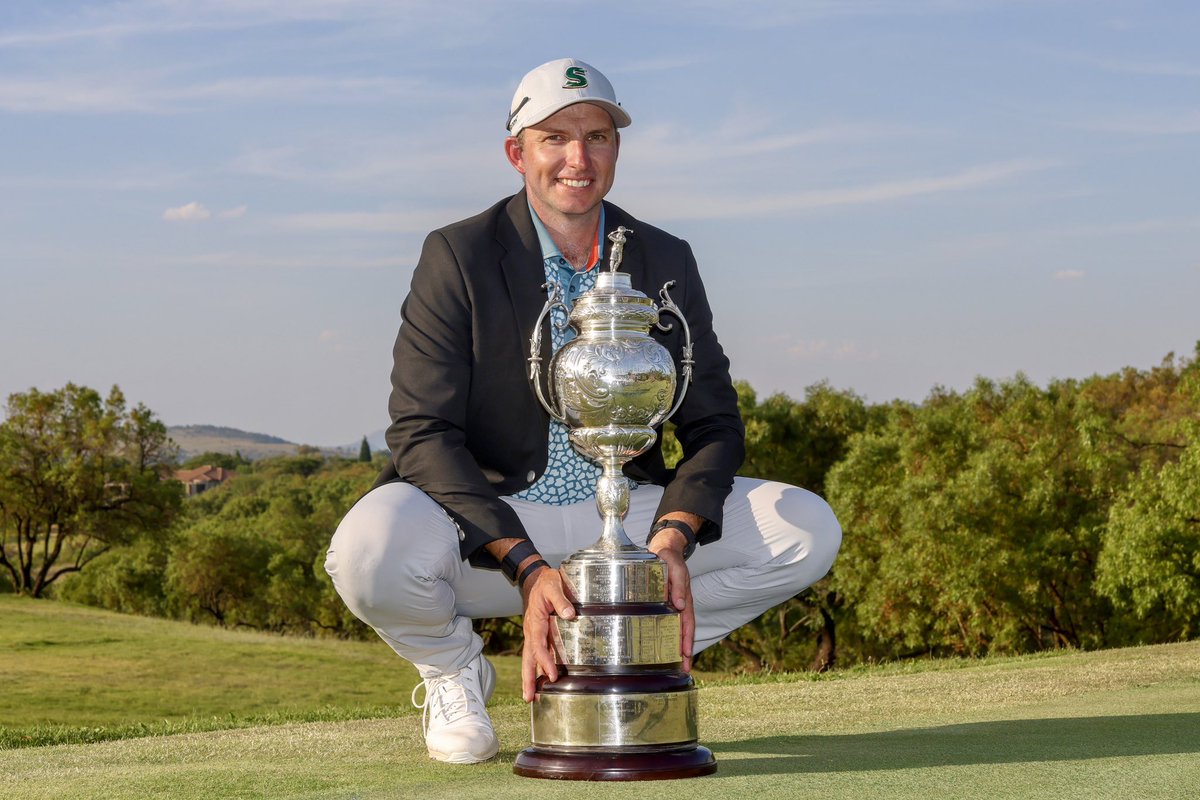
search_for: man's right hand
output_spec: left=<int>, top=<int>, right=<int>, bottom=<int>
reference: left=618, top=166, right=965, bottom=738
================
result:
left=519, top=565, right=576, bottom=702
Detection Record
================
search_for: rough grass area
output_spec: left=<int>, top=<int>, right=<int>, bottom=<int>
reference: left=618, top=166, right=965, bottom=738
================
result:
left=2, top=596, right=1198, bottom=799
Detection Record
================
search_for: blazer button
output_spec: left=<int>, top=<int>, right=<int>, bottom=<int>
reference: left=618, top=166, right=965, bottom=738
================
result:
left=526, top=470, right=536, bottom=483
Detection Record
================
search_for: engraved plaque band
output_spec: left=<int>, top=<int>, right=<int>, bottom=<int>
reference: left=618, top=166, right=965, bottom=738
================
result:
left=554, top=613, right=682, bottom=667
left=560, top=557, right=667, bottom=605
left=531, top=689, right=699, bottom=748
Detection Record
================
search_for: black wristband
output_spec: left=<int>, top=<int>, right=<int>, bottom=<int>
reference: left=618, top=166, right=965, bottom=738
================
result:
left=517, top=559, right=550, bottom=590
left=500, top=539, right=539, bottom=583
left=648, top=518, right=698, bottom=560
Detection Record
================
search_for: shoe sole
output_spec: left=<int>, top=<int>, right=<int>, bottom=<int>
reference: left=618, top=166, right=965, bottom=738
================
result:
left=427, top=742, right=499, bottom=764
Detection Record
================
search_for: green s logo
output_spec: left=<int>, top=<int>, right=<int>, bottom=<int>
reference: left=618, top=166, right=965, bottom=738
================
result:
left=563, top=66, right=589, bottom=89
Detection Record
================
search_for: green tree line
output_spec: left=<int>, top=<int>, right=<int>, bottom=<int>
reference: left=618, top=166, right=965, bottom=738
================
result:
left=3, top=347, right=1198, bottom=669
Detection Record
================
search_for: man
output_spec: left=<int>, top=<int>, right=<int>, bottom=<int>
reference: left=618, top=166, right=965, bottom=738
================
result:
left=325, top=58, right=841, bottom=765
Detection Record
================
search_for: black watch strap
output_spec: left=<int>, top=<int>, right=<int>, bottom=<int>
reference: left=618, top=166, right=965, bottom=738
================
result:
left=500, top=539, right=539, bottom=583
left=518, top=559, right=550, bottom=590
left=648, top=518, right=698, bottom=560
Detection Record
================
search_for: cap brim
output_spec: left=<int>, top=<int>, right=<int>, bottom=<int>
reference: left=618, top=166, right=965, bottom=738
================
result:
left=517, top=98, right=631, bottom=134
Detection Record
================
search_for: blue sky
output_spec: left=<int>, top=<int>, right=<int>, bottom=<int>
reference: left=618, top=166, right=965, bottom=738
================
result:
left=2, top=1, right=1197, bottom=446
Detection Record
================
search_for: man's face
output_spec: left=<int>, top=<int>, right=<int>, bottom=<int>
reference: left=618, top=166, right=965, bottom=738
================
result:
left=505, top=102, right=619, bottom=227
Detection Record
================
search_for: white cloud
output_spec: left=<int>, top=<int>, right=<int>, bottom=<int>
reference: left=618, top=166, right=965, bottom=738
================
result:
left=0, top=74, right=434, bottom=115
left=272, top=208, right=464, bottom=234
left=167, top=251, right=412, bottom=270
left=162, top=201, right=211, bottom=221
left=0, top=1, right=421, bottom=48
left=625, top=120, right=917, bottom=170
left=0, top=77, right=159, bottom=113
left=1048, top=49, right=1200, bottom=78
left=1055, top=270, right=1086, bottom=280
left=219, top=205, right=248, bottom=218
left=637, top=158, right=1059, bottom=221
left=1081, top=112, right=1200, bottom=135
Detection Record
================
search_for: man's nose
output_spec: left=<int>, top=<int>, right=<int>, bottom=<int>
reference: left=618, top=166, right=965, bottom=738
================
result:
left=566, top=139, right=590, bottom=168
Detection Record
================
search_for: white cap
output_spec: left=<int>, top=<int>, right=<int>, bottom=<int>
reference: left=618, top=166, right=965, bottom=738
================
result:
left=506, top=58, right=631, bottom=137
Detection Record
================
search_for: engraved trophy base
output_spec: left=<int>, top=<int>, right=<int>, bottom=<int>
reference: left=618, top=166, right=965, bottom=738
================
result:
left=512, top=670, right=717, bottom=781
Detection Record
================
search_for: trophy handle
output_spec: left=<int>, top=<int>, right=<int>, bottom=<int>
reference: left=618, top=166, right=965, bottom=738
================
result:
left=656, top=280, right=694, bottom=421
left=528, top=281, right=570, bottom=424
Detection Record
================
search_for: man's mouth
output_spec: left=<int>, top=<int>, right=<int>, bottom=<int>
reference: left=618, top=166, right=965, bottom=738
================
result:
left=558, top=178, right=592, bottom=188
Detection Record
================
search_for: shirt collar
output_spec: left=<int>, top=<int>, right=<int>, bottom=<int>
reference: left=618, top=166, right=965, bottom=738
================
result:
left=527, top=200, right=605, bottom=271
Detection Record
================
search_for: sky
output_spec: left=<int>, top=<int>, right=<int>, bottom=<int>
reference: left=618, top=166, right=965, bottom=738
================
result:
left=2, top=1, right=1198, bottom=447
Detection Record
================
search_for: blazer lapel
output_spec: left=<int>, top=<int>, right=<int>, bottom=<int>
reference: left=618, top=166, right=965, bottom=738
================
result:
left=497, top=191, right=554, bottom=400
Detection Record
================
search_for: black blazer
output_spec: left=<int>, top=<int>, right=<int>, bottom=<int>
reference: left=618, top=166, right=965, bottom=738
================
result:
left=376, top=191, right=745, bottom=568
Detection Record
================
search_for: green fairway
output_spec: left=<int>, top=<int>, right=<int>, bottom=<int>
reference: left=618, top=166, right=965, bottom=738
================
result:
left=2, top=596, right=1198, bottom=799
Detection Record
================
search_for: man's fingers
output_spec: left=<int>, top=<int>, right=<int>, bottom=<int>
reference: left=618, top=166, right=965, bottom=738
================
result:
left=659, top=551, right=696, bottom=673
left=681, top=602, right=695, bottom=673
left=537, top=646, right=558, bottom=687
left=521, top=638, right=537, bottom=702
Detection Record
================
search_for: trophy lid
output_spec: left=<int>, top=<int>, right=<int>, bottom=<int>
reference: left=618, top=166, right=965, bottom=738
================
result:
left=570, top=272, right=658, bottom=329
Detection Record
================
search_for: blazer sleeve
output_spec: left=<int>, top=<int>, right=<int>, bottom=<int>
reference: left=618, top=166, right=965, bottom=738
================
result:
left=385, top=230, right=528, bottom=566
left=655, top=241, right=746, bottom=544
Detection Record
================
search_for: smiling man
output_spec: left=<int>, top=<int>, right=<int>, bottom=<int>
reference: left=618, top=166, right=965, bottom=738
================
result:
left=324, top=58, right=842, bottom=765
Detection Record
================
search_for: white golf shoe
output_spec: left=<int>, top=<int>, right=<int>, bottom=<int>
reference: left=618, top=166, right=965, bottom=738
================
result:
left=411, top=653, right=499, bottom=764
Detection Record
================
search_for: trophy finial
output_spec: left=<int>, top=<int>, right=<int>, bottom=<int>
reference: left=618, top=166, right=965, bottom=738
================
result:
left=607, top=226, right=633, bottom=272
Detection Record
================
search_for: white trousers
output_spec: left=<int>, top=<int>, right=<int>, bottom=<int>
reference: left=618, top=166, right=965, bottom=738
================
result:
left=325, top=477, right=841, bottom=679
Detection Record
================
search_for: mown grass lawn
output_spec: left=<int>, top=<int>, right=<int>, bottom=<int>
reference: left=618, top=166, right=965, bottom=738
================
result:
left=2, top=595, right=1198, bottom=799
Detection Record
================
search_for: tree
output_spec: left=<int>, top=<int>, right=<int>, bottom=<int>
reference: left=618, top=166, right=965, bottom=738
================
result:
left=1097, top=427, right=1200, bottom=641
left=825, top=374, right=1155, bottom=659
left=695, top=381, right=880, bottom=673
left=358, top=436, right=372, bottom=463
left=0, top=384, right=182, bottom=597
left=180, top=450, right=251, bottom=470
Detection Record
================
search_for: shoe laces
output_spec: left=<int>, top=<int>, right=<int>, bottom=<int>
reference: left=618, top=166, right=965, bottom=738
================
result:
left=411, top=669, right=480, bottom=735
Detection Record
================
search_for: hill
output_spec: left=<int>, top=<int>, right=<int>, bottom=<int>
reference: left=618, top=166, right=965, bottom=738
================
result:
left=2, top=596, right=1198, bottom=799
left=167, top=425, right=389, bottom=461
left=167, top=424, right=302, bottom=461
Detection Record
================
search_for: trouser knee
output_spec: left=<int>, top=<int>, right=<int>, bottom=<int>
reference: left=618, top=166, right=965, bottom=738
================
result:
left=768, top=484, right=843, bottom=593
left=324, top=482, right=461, bottom=630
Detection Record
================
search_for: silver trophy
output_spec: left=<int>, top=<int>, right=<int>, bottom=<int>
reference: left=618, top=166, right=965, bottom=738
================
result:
left=513, top=227, right=716, bottom=781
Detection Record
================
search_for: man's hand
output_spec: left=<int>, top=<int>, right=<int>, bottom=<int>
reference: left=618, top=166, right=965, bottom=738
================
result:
left=520, top=565, right=575, bottom=702
left=647, top=512, right=701, bottom=672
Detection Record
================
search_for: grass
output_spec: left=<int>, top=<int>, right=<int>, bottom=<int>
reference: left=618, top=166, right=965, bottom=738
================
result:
left=2, top=595, right=1199, bottom=798
left=0, top=594, right=436, bottom=747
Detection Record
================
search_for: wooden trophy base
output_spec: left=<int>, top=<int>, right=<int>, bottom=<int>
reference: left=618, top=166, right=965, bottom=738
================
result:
left=513, top=745, right=717, bottom=781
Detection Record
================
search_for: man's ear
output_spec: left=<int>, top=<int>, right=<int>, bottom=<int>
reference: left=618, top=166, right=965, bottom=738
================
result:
left=504, top=136, right=526, bottom=175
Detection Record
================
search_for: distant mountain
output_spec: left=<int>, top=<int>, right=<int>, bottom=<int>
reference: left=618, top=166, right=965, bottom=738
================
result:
left=172, top=425, right=293, bottom=445
left=168, top=425, right=302, bottom=461
left=168, top=425, right=389, bottom=462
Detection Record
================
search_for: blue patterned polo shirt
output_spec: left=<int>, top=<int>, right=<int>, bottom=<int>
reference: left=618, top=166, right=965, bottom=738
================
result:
left=510, top=205, right=605, bottom=505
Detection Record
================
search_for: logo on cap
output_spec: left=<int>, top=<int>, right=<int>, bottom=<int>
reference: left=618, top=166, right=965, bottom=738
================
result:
left=563, top=66, right=588, bottom=89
